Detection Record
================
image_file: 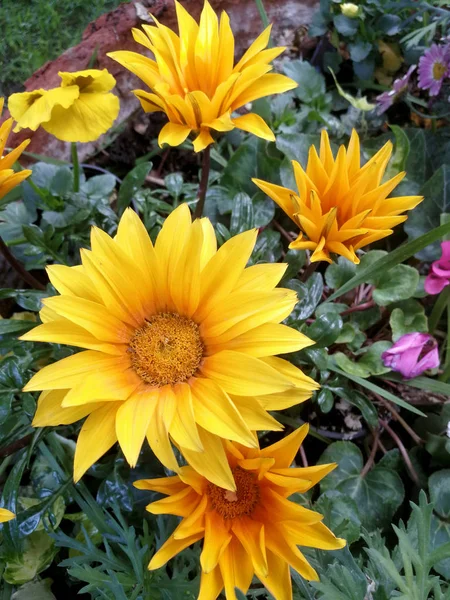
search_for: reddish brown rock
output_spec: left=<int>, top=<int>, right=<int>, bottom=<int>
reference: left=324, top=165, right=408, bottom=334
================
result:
left=4, top=0, right=318, bottom=164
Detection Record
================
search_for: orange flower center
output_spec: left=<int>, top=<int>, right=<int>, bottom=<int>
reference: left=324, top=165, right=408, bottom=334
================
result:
left=128, top=312, right=204, bottom=386
left=207, top=466, right=260, bottom=519
left=433, top=61, right=447, bottom=80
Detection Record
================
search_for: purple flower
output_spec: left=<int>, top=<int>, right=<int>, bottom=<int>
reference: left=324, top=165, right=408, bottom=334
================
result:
left=376, top=65, right=416, bottom=114
left=418, top=44, right=450, bottom=96
left=381, top=333, right=440, bottom=379
left=425, top=241, right=450, bottom=295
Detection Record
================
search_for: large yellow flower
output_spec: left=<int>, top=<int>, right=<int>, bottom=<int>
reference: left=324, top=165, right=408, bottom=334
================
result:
left=0, top=508, right=15, bottom=523
left=135, top=424, right=345, bottom=600
left=8, top=69, right=120, bottom=143
left=0, top=98, right=31, bottom=199
left=21, top=204, right=317, bottom=489
left=108, top=0, right=297, bottom=152
left=253, top=129, right=423, bottom=264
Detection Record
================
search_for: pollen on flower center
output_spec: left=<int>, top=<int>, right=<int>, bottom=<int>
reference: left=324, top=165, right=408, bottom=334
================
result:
left=128, top=312, right=204, bottom=386
left=433, top=62, right=447, bottom=80
left=207, top=466, right=260, bottom=519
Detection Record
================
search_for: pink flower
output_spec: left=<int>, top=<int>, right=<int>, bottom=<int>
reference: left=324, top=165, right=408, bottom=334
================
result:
left=381, top=333, right=440, bottom=379
left=418, top=44, right=450, bottom=96
left=424, top=241, right=450, bottom=295
left=376, top=65, right=416, bottom=114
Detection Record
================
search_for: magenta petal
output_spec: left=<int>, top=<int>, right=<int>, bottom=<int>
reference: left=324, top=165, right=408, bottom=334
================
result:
left=390, top=346, right=425, bottom=378
left=408, top=347, right=440, bottom=378
left=425, top=273, right=450, bottom=295
left=440, top=241, right=450, bottom=262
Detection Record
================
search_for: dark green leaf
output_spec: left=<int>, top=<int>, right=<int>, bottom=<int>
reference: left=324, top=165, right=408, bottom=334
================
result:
left=305, top=313, right=343, bottom=347
left=117, top=162, right=152, bottom=215
left=333, top=14, right=359, bottom=36
left=287, top=273, right=323, bottom=321
left=230, top=193, right=254, bottom=235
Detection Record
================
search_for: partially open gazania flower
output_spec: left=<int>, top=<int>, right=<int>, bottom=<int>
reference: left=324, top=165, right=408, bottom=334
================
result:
left=0, top=98, right=31, bottom=199
left=253, top=129, right=423, bottom=264
left=21, top=204, right=317, bottom=489
left=107, top=0, right=297, bottom=152
left=135, top=424, right=345, bottom=600
left=0, top=508, right=15, bottom=523
left=8, top=69, right=120, bottom=143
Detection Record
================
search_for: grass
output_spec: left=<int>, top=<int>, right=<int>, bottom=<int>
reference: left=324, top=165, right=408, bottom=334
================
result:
left=0, top=0, right=129, bottom=97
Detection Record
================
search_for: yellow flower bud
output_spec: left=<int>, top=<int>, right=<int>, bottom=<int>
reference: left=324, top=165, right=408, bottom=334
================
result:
left=340, top=2, right=360, bottom=17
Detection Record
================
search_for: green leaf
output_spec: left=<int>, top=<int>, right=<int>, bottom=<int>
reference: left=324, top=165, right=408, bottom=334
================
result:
left=11, top=579, right=57, bottom=600
left=345, top=389, right=379, bottom=427
left=222, top=143, right=256, bottom=195
left=276, top=133, right=320, bottom=167
left=385, top=125, right=410, bottom=179
left=283, top=60, right=325, bottom=103
left=230, top=193, right=254, bottom=235
left=117, top=162, right=152, bottom=215
left=429, top=470, right=450, bottom=519
left=0, top=319, right=37, bottom=335
left=390, top=302, right=428, bottom=341
left=404, top=165, right=450, bottom=261
left=316, top=388, right=334, bottom=413
left=358, top=341, right=393, bottom=376
left=82, top=174, right=116, bottom=200
left=164, top=172, right=183, bottom=197
left=287, top=273, right=324, bottom=321
left=280, top=249, right=306, bottom=283
left=325, top=257, right=357, bottom=290
left=430, top=515, right=450, bottom=578
left=333, top=14, right=359, bottom=35
left=252, top=192, right=275, bottom=228
left=3, top=531, right=57, bottom=585
left=377, top=14, right=402, bottom=35
left=373, top=265, right=419, bottom=306
left=328, top=365, right=426, bottom=416
left=315, top=490, right=361, bottom=543
left=348, top=41, right=372, bottom=62
left=306, top=314, right=343, bottom=348
left=318, top=441, right=363, bottom=493
left=250, top=229, right=282, bottom=263
left=326, top=221, right=450, bottom=302
left=329, top=68, right=375, bottom=111
left=333, top=352, right=372, bottom=378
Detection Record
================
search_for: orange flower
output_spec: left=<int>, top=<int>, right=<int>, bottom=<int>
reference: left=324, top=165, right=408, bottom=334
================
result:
left=135, top=424, right=345, bottom=600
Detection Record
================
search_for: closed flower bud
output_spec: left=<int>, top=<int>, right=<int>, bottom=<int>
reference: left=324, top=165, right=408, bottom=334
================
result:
left=340, top=3, right=360, bottom=18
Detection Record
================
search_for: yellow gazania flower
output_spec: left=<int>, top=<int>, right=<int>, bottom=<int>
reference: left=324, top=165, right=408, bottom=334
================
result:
left=253, top=129, right=423, bottom=264
left=0, top=508, right=15, bottom=523
left=135, top=424, right=345, bottom=600
left=0, top=98, right=32, bottom=199
left=107, top=0, right=297, bottom=152
left=21, top=204, right=318, bottom=490
left=8, top=69, right=120, bottom=143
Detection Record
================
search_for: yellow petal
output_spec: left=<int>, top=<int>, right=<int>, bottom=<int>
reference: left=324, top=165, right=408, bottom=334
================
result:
left=198, top=567, right=223, bottom=600
left=260, top=424, right=309, bottom=468
left=181, top=426, right=235, bottom=491
left=193, top=128, right=215, bottom=153
left=190, top=377, right=255, bottom=447
left=200, top=350, right=294, bottom=396
left=201, top=511, right=232, bottom=573
left=42, top=91, right=120, bottom=143
left=116, top=388, right=159, bottom=466
left=73, top=403, right=121, bottom=482
left=232, top=517, right=268, bottom=576
left=149, top=531, right=204, bottom=570
left=233, top=113, right=274, bottom=141
left=283, top=521, right=346, bottom=550
left=219, top=537, right=254, bottom=599
left=146, top=400, right=179, bottom=472
left=158, top=122, right=191, bottom=147
left=255, top=549, right=292, bottom=600
left=169, top=383, right=203, bottom=452
left=147, top=486, right=201, bottom=517
left=58, top=69, right=116, bottom=93
left=9, top=86, right=80, bottom=131
left=32, top=389, right=104, bottom=427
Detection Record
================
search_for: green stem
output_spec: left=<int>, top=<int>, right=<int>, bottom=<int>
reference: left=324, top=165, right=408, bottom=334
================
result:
left=439, top=299, right=450, bottom=381
left=254, top=0, right=270, bottom=29
left=71, top=142, right=80, bottom=193
left=429, top=285, right=450, bottom=334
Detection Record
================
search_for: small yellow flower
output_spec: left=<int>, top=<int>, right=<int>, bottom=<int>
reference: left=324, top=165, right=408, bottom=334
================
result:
left=136, top=424, right=345, bottom=600
left=8, top=69, right=120, bottom=143
left=21, top=204, right=317, bottom=489
left=253, top=129, right=423, bottom=264
left=340, top=2, right=360, bottom=18
left=0, top=98, right=31, bottom=200
left=0, top=508, right=15, bottom=523
left=108, top=0, right=297, bottom=152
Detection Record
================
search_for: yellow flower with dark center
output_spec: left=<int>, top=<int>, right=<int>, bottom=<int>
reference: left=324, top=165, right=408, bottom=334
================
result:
left=8, top=69, right=120, bottom=143
left=0, top=98, right=32, bottom=199
left=0, top=508, right=15, bottom=523
left=253, top=129, right=423, bottom=264
left=135, top=424, right=345, bottom=600
left=21, top=204, right=317, bottom=489
left=107, top=0, right=297, bottom=152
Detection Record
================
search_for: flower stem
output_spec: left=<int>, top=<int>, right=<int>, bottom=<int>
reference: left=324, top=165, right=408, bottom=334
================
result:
left=300, top=261, right=318, bottom=282
left=361, top=427, right=380, bottom=478
left=193, top=145, right=211, bottom=220
left=380, top=419, right=420, bottom=485
left=0, top=236, right=46, bottom=290
left=71, top=142, right=80, bottom=193
left=254, top=0, right=270, bottom=29
left=429, top=285, right=450, bottom=334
